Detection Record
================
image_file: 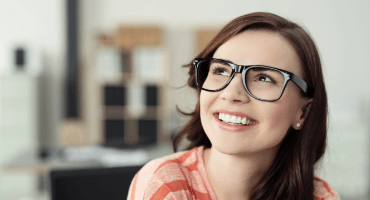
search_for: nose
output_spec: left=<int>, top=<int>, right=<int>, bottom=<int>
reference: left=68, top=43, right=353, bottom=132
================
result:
left=219, top=73, right=250, bottom=103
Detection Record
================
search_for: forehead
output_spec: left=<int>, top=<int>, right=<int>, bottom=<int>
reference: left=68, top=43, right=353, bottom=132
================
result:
left=213, top=30, right=302, bottom=77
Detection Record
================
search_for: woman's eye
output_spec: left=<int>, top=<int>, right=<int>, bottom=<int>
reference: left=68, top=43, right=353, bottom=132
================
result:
left=213, top=67, right=230, bottom=76
left=258, top=75, right=273, bottom=82
left=217, top=69, right=229, bottom=76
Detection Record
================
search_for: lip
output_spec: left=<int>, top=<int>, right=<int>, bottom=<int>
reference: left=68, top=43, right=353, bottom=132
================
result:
left=213, top=109, right=259, bottom=132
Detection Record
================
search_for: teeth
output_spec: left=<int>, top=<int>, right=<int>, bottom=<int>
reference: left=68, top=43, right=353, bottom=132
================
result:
left=241, top=117, right=247, bottom=125
left=224, top=114, right=231, bottom=122
left=230, top=115, right=237, bottom=123
left=236, top=117, right=241, bottom=124
left=218, top=112, right=256, bottom=126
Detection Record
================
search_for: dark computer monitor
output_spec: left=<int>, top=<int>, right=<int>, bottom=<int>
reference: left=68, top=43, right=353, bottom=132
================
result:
left=49, top=165, right=143, bottom=200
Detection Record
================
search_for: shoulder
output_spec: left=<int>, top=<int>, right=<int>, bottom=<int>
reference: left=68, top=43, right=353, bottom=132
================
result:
left=128, top=147, right=204, bottom=200
left=314, top=177, right=341, bottom=200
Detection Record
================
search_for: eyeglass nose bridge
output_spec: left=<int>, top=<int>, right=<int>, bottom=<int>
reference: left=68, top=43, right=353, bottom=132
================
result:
left=233, top=64, right=243, bottom=73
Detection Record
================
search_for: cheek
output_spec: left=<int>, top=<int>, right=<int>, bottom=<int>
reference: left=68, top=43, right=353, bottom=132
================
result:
left=199, top=92, right=206, bottom=113
left=200, top=91, right=211, bottom=122
left=200, top=91, right=218, bottom=133
left=259, top=105, right=293, bottom=148
left=200, top=92, right=211, bottom=137
left=200, top=91, right=216, bottom=113
left=266, top=106, right=291, bottom=127
left=263, top=100, right=297, bottom=132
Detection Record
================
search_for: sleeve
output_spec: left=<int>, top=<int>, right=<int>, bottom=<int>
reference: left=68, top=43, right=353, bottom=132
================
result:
left=325, top=184, right=340, bottom=200
left=332, top=189, right=341, bottom=200
left=314, top=177, right=341, bottom=200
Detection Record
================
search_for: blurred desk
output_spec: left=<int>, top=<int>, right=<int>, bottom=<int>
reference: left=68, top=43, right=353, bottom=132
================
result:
left=2, top=143, right=173, bottom=175
left=2, top=150, right=101, bottom=174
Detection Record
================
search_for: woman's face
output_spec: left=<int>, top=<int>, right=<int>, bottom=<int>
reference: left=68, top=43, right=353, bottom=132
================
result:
left=200, top=30, right=309, bottom=156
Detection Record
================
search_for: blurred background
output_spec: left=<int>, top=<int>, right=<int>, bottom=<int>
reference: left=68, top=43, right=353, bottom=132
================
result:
left=0, top=0, right=369, bottom=199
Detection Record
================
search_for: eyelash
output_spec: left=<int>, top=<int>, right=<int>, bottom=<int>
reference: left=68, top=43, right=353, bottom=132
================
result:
left=211, top=66, right=229, bottom=75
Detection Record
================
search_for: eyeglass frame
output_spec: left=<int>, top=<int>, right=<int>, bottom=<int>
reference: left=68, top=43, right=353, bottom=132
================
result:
left=193, top=57, right=313, bottom=102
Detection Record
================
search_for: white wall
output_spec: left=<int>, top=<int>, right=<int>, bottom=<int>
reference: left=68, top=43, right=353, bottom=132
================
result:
left=0, top=0, right=369, bottom=199
left=0, top=0, right=65, bottom=76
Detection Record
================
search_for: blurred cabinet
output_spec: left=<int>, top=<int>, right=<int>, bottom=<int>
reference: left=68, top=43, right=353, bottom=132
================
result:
left=0, top=73, right=39, bottom=153
left=94, top=26, right=171, bottom=148
left=0, top=73, right=39, bottom=198
left=100, top=48, right=170, bottom=148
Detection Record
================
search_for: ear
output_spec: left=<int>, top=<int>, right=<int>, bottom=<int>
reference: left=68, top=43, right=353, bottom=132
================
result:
left=292, top=98, right=313, bottom=130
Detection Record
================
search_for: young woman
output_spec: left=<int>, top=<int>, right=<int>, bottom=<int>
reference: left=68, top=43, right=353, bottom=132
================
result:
left=128, top=12, right=340, bottom=200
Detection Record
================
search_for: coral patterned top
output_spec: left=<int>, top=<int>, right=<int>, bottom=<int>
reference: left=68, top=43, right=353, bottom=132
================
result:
left=128, top=146, right=340, bottom=200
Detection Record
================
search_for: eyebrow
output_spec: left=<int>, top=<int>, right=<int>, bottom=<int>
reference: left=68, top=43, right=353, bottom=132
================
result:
left=214, top=58, right=269, bottom=67
left=214, top=58, right=234, bottom=64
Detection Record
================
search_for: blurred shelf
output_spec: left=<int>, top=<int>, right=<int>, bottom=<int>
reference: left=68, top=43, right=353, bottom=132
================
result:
left=104, top=106, right=162, bottom=120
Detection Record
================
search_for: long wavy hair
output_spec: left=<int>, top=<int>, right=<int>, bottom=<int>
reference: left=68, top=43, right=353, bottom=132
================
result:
left=172, top=12, right=328, bottom=200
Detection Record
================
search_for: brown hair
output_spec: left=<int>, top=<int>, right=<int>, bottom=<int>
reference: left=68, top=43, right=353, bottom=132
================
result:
left=173, top=12, right=328, bottom=200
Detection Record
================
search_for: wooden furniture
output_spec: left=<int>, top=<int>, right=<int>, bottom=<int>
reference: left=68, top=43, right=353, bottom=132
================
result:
left=95, top=26, right=171, bottom=148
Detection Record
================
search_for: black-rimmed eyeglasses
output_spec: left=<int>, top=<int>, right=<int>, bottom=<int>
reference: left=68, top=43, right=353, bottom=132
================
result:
left=193, top=58, right=313, bottom=102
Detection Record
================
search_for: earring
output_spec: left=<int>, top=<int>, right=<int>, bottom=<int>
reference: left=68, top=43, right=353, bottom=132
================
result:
left=296, top=123, right=301, bottom=128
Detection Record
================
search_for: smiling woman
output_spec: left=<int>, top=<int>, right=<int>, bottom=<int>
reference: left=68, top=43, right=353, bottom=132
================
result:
left=128, top=12, right=340, bottom=200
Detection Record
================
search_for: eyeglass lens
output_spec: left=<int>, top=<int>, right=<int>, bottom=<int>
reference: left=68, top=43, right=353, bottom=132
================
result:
left=197, top=59, right=285, bottom=100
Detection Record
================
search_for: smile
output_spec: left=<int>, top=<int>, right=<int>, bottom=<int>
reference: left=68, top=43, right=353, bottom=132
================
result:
left=213, top=110, right=259, bottom=132
left=218, top=113, right=257, bottom=126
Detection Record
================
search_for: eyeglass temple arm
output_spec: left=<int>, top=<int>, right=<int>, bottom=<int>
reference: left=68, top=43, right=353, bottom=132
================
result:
left=290, top=74, right=313, bottom=97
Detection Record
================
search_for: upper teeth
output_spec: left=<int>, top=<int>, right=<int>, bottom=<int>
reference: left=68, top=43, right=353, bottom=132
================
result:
left=218, top=113, right=256, bottom=125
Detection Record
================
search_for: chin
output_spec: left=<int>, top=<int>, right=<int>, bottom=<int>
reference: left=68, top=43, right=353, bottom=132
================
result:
left=210, top=139, right=252, bottom=155
left=209, top=134, right=282, bottom=157
left=204, top=129, right=249, bottom=156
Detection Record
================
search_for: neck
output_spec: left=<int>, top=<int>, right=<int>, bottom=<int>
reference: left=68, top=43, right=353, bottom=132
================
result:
left=204, top=146, right=278, bottom=200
